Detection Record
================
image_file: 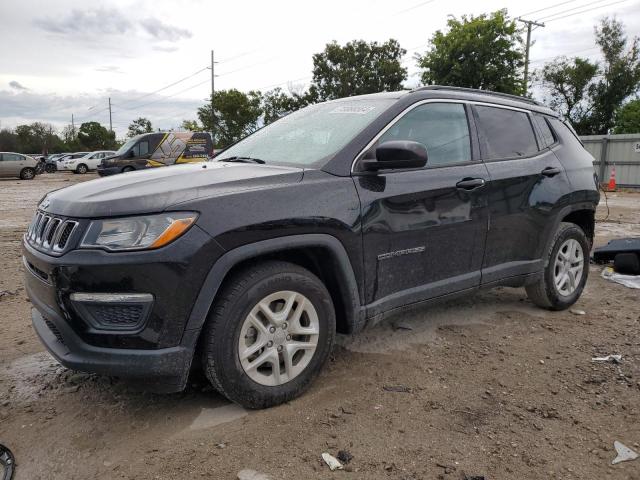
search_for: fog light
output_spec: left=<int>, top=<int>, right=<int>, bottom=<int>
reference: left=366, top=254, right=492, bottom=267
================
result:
left=69, top=293, right=153, bottom=332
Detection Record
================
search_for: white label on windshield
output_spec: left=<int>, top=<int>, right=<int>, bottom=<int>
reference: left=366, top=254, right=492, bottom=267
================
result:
left=329, top=105, right=376, bottom=115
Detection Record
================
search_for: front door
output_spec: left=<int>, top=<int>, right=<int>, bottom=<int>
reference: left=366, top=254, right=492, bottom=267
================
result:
left=354, top=102, right=490, bottom=316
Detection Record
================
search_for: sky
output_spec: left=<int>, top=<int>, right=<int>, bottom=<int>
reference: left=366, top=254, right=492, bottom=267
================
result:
left=0, top=0, right=639, bottom=138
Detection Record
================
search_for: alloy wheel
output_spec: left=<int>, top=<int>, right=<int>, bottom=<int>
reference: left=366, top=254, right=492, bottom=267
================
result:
left=553, top=238, right=584, bottom=296
left=238, top=290, right=319, bottom=386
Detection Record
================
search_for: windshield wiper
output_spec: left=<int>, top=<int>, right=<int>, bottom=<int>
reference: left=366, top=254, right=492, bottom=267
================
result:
left=218, top=156, right=266, bottom=164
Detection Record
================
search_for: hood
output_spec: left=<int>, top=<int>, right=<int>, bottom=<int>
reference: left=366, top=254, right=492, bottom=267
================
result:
left=41, top=162, right=304, bottom=218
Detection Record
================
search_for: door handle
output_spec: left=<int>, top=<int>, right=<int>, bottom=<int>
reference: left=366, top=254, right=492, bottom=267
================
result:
left=541, top=167, right=561, bottom=177
left=456, top=178, right=485, bottom=190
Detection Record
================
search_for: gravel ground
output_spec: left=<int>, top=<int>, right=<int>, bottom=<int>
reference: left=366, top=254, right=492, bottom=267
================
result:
left=1, top=173, right=639, bottom=479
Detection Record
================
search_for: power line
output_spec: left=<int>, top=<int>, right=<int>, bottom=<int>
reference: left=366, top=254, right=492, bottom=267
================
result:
left=115, top=67, right=208, bottom=108
left=518, top=0, right=581, bottom=18
left=538, top=0, right=613, bottom=21
left=543, top=0, right=630, bottom=21
left=529, top=46, right=599, bottom=64
left=393, top=0, right=436, bottom=15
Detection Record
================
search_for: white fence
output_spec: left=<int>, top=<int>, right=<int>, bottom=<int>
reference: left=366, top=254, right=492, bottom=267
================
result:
left=581, top=134, right=640, bottom=187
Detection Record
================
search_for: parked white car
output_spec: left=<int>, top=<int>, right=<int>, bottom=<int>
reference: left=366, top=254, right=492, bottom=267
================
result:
left=61, top=151, right=116, bottom=174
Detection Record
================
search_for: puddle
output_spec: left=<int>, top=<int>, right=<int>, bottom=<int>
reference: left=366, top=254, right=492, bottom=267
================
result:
left=189, top=404, right=248, bottom=430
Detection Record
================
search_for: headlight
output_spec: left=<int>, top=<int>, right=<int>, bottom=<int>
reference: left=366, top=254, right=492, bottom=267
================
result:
left=80, top=212, right=197, bottom=251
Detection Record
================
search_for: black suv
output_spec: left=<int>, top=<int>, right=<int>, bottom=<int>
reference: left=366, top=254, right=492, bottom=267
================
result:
left=23, top=87, right=599, bottom=408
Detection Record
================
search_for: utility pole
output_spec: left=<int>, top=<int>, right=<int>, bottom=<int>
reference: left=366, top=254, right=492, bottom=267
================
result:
left=210, top=50, right=217, bottom=148
left=517, top=18, right=545, bottom=94
left=108, top=97, right=113, bottom=133
left=71, top=113, right=75, bottom=138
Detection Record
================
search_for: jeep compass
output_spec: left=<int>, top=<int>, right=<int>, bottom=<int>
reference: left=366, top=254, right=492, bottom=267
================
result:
left=23, top=86, right=599, bottom=408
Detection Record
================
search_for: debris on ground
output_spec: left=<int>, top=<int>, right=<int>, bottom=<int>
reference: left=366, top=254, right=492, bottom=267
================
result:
left=592, top=354, right=622, bottom=363
left=336, top=450, right=353, bottom=464
left=237, top=469, right=273, bottom=480
left=601, top=267, right=640, bottom=289
left=463, top=475, right=486, bottom=480
left=392, top=320, right=413, bottom=331
left=612, top=441, right=639, bottom=465
left=570, top=309, right=586, bottom=315
left=321, top=452, right=343, bottom=471
left=382, top=385, right=411, bottom=393
left=593, top=238, right=640, bottom=274
left=0, top=443, right=15, bottom=480
left=0, top=290, right=17, bottom=300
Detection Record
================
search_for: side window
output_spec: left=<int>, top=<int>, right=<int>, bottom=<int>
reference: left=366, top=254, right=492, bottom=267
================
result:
left=532, top=114, right=556, bottom=149
left=475, top=106, right=539, bottom=160
left=4, top=153, right=21, bottom=161
left=377, top=103, right=471, bottom=166
left=139, top=141, right=149, bottom=156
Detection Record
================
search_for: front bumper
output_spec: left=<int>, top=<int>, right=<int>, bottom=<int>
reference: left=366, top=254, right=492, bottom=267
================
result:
left=23, top=223, right=225, bottom=390
left=97, top=165, right=120, bottom=176
left=31, top=307, right=196, bottom=392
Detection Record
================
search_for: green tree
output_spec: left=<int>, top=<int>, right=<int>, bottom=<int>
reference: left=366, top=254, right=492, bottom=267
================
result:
left=261, top=87, right=313, bottom=124
left=127, top=117, right=153, bottom=137
left=13, top=122, right=65, bottom=154
left=0, top=129, right=18, bottom=152
left=538, top=57, right=599, bottom=131
left=587, top=18, right=640, bottom=134
left=77, top=122, right=116, bottom=150
left=614, top=99, right=640, bottom=133
left=538, top=18, right=640, bottom=134
left=180, top=119, right=202, bottom=132
left=311, top=39, right=407, bottom=101
left=197, top=89, right=262, bottom=147
left=417, top=10, right=524, bottom=94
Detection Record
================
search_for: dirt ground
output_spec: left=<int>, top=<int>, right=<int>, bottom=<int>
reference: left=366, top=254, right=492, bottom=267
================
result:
left=1, top=173, right=639, bottom=480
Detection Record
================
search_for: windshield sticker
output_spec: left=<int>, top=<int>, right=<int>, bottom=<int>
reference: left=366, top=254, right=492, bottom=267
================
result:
left=329, top=105, right=376, bottom=115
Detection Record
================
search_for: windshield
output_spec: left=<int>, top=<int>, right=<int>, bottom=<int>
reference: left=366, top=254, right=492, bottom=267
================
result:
left=116, top=136, right=140, bottom=155
left=217, top=98, right=395, bottom=167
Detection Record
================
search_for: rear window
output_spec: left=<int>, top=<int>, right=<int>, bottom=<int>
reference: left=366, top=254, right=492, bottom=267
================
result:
left=532, top=114, right=556, bottom=149
left=475, top=106, right=539, bottom=160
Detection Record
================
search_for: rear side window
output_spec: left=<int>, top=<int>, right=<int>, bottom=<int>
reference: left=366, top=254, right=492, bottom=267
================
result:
left=133, top=141, right=149, bottom=157
left=475, top=106, right=539, bottom=160
left=532, top=114, right=556, bottom=148
left=377, top=103, right=471, bottom=166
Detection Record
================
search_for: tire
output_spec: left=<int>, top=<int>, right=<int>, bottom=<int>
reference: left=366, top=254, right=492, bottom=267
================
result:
left=76, top=164, right=88, bottom=174
left=526, top=222, right=590, bottom=310
left=201, top=260, right=336, bottom=409
left=19, top=167, right=35, bottom=180
left=45, top=163, right=56, bottom=173
left=122, top=166, right=134, bottom=173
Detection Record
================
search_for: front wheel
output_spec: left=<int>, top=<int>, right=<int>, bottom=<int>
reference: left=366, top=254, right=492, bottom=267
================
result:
left=75, top=164, right=88, bottom=174
left=20, top=167, right=35, bottom=180
left=201, top=261, right=335, bottom=409
left=526, top=222, right=589, bottom=310
left=45, top=163, right=56, bottom=173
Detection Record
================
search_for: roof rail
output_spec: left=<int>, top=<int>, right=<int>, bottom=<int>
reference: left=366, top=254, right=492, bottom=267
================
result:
left=410, top=85, right=542, bottom=106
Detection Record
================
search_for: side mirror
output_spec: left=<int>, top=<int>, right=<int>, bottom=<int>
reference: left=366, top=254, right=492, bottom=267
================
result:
left=361, top=140, right=428, bottom=171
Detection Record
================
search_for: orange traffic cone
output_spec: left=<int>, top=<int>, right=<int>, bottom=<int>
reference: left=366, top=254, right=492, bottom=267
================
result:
left=608, top=165, right=616, bottom=192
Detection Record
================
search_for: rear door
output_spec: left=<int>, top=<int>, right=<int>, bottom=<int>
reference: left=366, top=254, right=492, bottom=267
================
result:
left=2, top=153, right=26, bottom=177
left=354, top=101, right=490, bottom=314
left=474, top=104, right=571, bottom=283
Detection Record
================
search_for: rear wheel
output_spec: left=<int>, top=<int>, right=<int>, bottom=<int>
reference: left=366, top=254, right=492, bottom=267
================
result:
left=45, top=163, right=56, bottom=173
left=526, top=222, right=589, bottom=310
left=122, top=166, right=134, bottom=173
left=19, top=167, right=35, bottom=180
left=201, top=261, right=335, bottom=409
left=75, top=164, right=88, bottom=174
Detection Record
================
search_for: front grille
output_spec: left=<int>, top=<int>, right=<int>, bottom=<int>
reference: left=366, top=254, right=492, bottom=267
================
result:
left=26, top=212, right=79, bottom=254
